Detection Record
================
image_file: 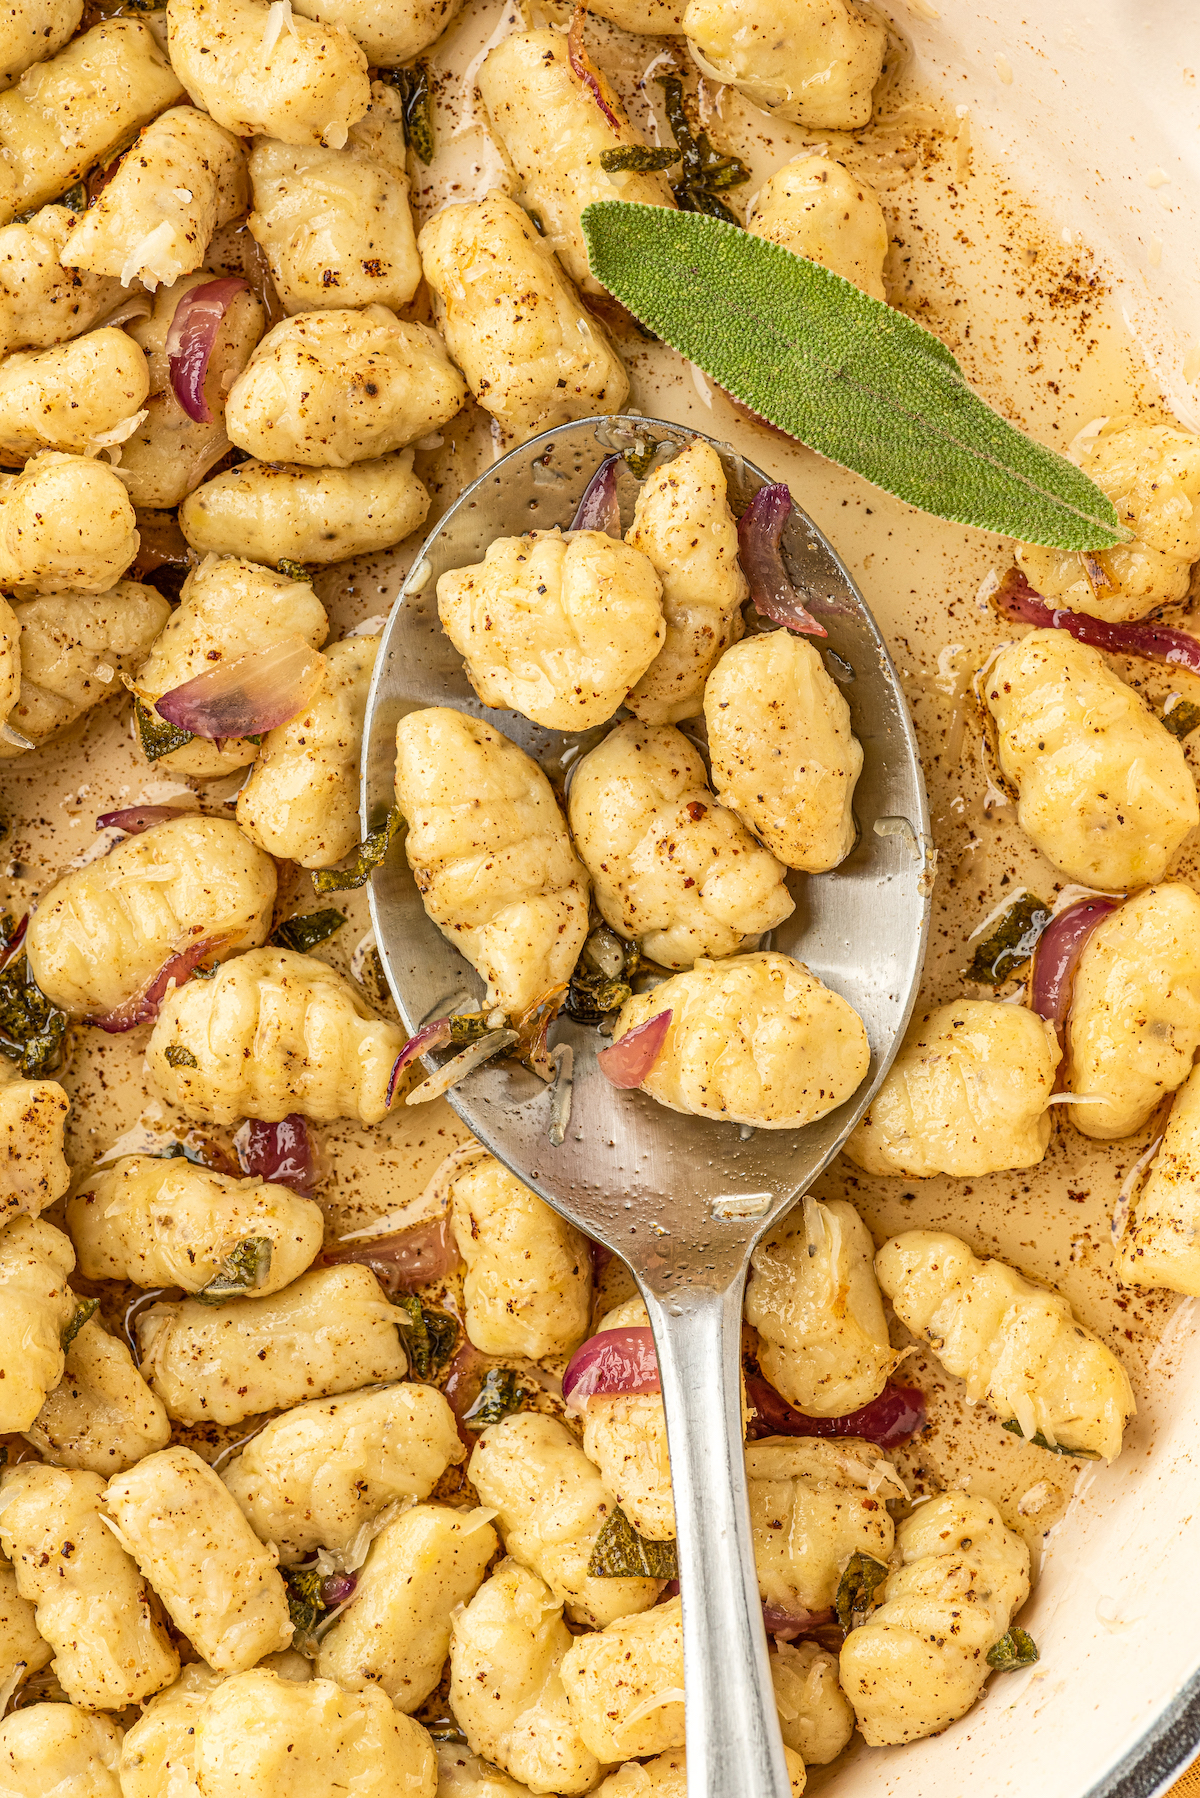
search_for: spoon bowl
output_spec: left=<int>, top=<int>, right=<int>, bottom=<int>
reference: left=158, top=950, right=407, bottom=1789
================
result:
left=362, top=413, right=932, bottom=1797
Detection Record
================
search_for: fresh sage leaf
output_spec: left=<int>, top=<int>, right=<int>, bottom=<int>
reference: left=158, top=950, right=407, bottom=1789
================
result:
left=835, top=1552, right=890, bottom=1632
left=311, top=807, right=401, bottom=894
left=392, top=1294, right=457, bottom=1380
left=965, top=894, right=1051, bottom=986
left=461, top=1367, right=529, bottom=1431
left=986, top=1625, right=1039, bottom=1672
left=588, top=1506, right=678, bottom=1580
left=1160, top=696, right=1200, bottom=740
left=272, top=909, right=347, bottom=954
left=0, top=958, right=68, bottom=1078
left=61, top=1296, right=99, bottom=1351
left=580, top=204, right=1127, bottom=553
left=197, top=1236, right=273, bottom=1305
left=1001, top=1419, right=1099, bottom=1458
left=135, top=698, right=194, bottom=762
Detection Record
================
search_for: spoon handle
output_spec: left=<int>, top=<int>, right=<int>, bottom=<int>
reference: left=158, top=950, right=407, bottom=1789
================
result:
left=642, top=1277, right=793, bottom=1798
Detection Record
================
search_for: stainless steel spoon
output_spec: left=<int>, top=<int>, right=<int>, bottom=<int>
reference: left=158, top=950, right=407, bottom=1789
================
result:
left=362, top=414, right=931, bottom=1798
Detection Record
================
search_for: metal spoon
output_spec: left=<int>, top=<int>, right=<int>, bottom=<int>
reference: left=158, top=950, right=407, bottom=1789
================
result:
left=362, top=414, right=931, bottom=1798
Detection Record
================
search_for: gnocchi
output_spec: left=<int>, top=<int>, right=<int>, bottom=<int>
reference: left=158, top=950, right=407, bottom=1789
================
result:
left=63, top=107, right=247, bottom=289
left=612, top=952, right=870, bottom=1130
left=23, top=1315, right=171, bottom=1475
left=568, top=721, right=794, bottom=968
left=1117, top=1059, right=1200, bottom=1295
left=0, top=453, right=138, bottom=595
left=0, top=0, right=81, bottom=88
left=0, top=1462, right=178, bottom=1707
left=0, top=21, right=184, bottom=226
left=448, top=1557, right=602, bottom=1796
left=477, top=31, right=675, bottom=294
left=166, top=0, right=370, bottom=149
left=0, top=1216, right=75, bottom=1432
left=623, top=440, right=748, bottom=724
left=448, top=1150, right=592, bottom=1359
left=118, top=1662, right=224, bottom=1798
left=104, top=1445, right=293, bottom=1672
left=469, top=1412, right=661, bottom=1628
left=597, top=1751, right=806, bottom=1798
left=984, top=628, right=1198, bottom=889
left=291, top=0, right=463, bottom=67
left=843, top=999, right=1060, bottom=1178
left=0, top=1553, right=51, bottom=1693
left=192, top=1670, right=437, bottom=1798
left=747, top=1437, right=905, bottom=1616
left=838, top=1492, right=1030, bottom=1745
left=0, top=206, right=124, bottom=358
left=436, top=1742, right=537, bottom=1798
left=136, top=1263, right=408, bottom=1424
left=418, top=191, right=630, bottom=444
left=579, top=1297, right=674, bottom=1540
left=0, top=327, right=148, bottom=460
left=180, top=452, right=430, bottom=566
left=393, top=707, right=590, bottom=1020
left=0, top=1077, right=69, bottom=1222
left=876, top=1230, right=1135, bottom=1459
left=134, top=555, right=327, bottom=778
left=705, top=631, right=863, bottom=872
left=224, top=306, right=467, bottom=467
left=1063, top=884, right=1200, bottom=1140
left=235, top=633, right=381, bottom=868
left=26, top=816, right=276, bottom=1018
left=221, top=1380, right=463, bottom=1563
left=560, top=1594, right=684, bottom=1763
left=746, top=154, right=888, bottom=299
left=0, top=1704, right=122, bottom=1798
left=770, top=1640, right=855, bottom=1765
left=438, top=529, right=664, bottom=731
left=1016, top=418, right=1200, bottom=621
left=0, top=582, right=169, bottom=756
left=68, top=1152, right=324, bottom=1294
left=316, top=1503, right=499, bottom=1710
left=146, top=947, right=405, bottom=1126
left=682, top=0, right=887, bottom=130
left=248, top=97, right=421, bottom=314
left=745, top=1198, right=898, bottom=1416
left=117, top=273, right=266, bottom=511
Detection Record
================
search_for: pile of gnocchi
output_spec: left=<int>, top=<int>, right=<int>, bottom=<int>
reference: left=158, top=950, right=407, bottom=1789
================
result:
left=0, top=0, right=1192, bottom=1789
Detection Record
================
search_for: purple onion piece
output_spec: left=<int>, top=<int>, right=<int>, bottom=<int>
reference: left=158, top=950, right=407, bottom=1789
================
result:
left=1029, top=898, right=1120, bottom=1040
left=386, top=1018, right=452, bottom=1106
left=737, top=485, right=827, bottom=637
left=234, top=1114, right=319, bottom=1196
left=320, top=1572, right=357, bottom=1608
left=566, top=4, right=621, bottom=129
left=165, top=277, right=249, bottom=424
left=761, top=1602, right=836, bottom=1642
left=96, top=805, right=196, bottom=836
left=0, top=913, right=27, bottom=970
left=88, top=934, right=231, bottom=1032
left=744, top=1373, right=927, bottom=1447
left=562, top=1326, right=660, bottom=1411
left=155, top=637, right=324, bottom=741
left=322, top=1216, right=459, bottom=1296
left=570, top=456, right=622, bottom=536
left=993, top=568, right=1200, bottom=672
left=596, top=1009, right=672, bottom=1089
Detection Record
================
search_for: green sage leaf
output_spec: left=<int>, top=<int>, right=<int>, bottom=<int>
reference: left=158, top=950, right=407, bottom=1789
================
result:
left=986, top=1625, right=1039, bottom=1672
left=1160, top=696, right=1200, bottom=740
left=61, top=1296, right=99, bottom=1351
left=283, top=1565, right=326, bottom=1643
left=461, top=1367, right=529, bottom=1431
left=392, top=1294, right=457, bottom=1380
left=600, top=145, right=678, bottom=174
left=383, top=62, right=434, bottom=164
left=835, top=1552, right=889, bottom=1632
left=277, top=558, right=312, bottom=583
left=135, top=698, right=194, bottom=763
left=272, top=909, right=347, bottom=954
left=311, top=807, right=401, bottom=894
left=580, top=203, right=1127, bottom=553
left=588, top=1506, right=678, bottom=1580
left=164, top=1044, right=198, bottom=1068
left=1000, top=1419, right=1099, bottom=1458
left=0, top=958, right=68, bottom=1078
left=965, top=894, right=1051, bottom=986
left=196, top=1236, right=273, bottom=1305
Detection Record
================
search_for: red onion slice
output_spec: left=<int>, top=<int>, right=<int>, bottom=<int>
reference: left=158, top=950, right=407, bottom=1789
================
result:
left=993, top=568, right=1200, bottom=673
left=234, top=1114, right=319, bottom=1196
left=320, top=1572, right=357, bottom=1608
left=570, top=456, right=622, bottom=536
left=597, top=1009, right=672, bottom=1089
left=322, top=1215, right=459, bottom=1296
left=762, top=1603, right=836, bottom=1642
left=155, top=636, right=324, bottom=741
left=0, top=914, right=27, bottom=971
left=567, top=4, right=621, bottom=130
left=737, top=486, right=827, bottom=638
left=386, top=1018, right=452, bottom=1106
left=88, top=933, right=231, bottom=1032
left=1029, top=897, right=1119, bottom=1039
left=744, top=1373, right=927, bottom=1447
left=166, top=277, right=249, bottom=424
left=96, top=805, right=196, bottom=836
left=563, top=1326, right=660, bottom=1410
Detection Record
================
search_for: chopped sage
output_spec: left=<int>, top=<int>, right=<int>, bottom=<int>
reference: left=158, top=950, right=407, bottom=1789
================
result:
left=621, top=441, right=657, bottom=480
left=1160, top=696, right=1200, bottom=740
left=272, top=909, right=347, bottom=954
left=526, top=209, right=545, bottom=236
left=835, top=1552, right=890, bottom=1632
left=60, top=183, right=87, bottom=213
left=564, top=966, right=634, bottom=1024
left=965, top=894, right=1052, bottom=986
left=197, top=1236, right=273, bottom=1305
left=61, top=1296, right=99, bottom=1351
left=461, top=1367, right=529, bottom=1431
left=192, top=961, right=219, bottom=979
left=383, top=62, right=434, bottom=164
left=277, top=558, right=312, bottom=582
left=135, top=698, right=194, bottom=762
left=0, top=958, right=68, bottom=1078
left=587, top=1506, right=678, bottom=1580
left=392, top=1294, right=458, bottom=1380
left=283, top=1566, right=326, bottom=1642
left=655, top=75, right=750, bottom=226
left=449, top=1012, right=494, bottom=1047
left=986, top=1625, right=1039, bottom=1672
left=1001, top=1419, right=1099, bottom=1458
left=164, top=1044, right=198, bottom=1068
left=600, top=145, right=678, bottom=174
left=311, top=807, right=401, bottom=894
